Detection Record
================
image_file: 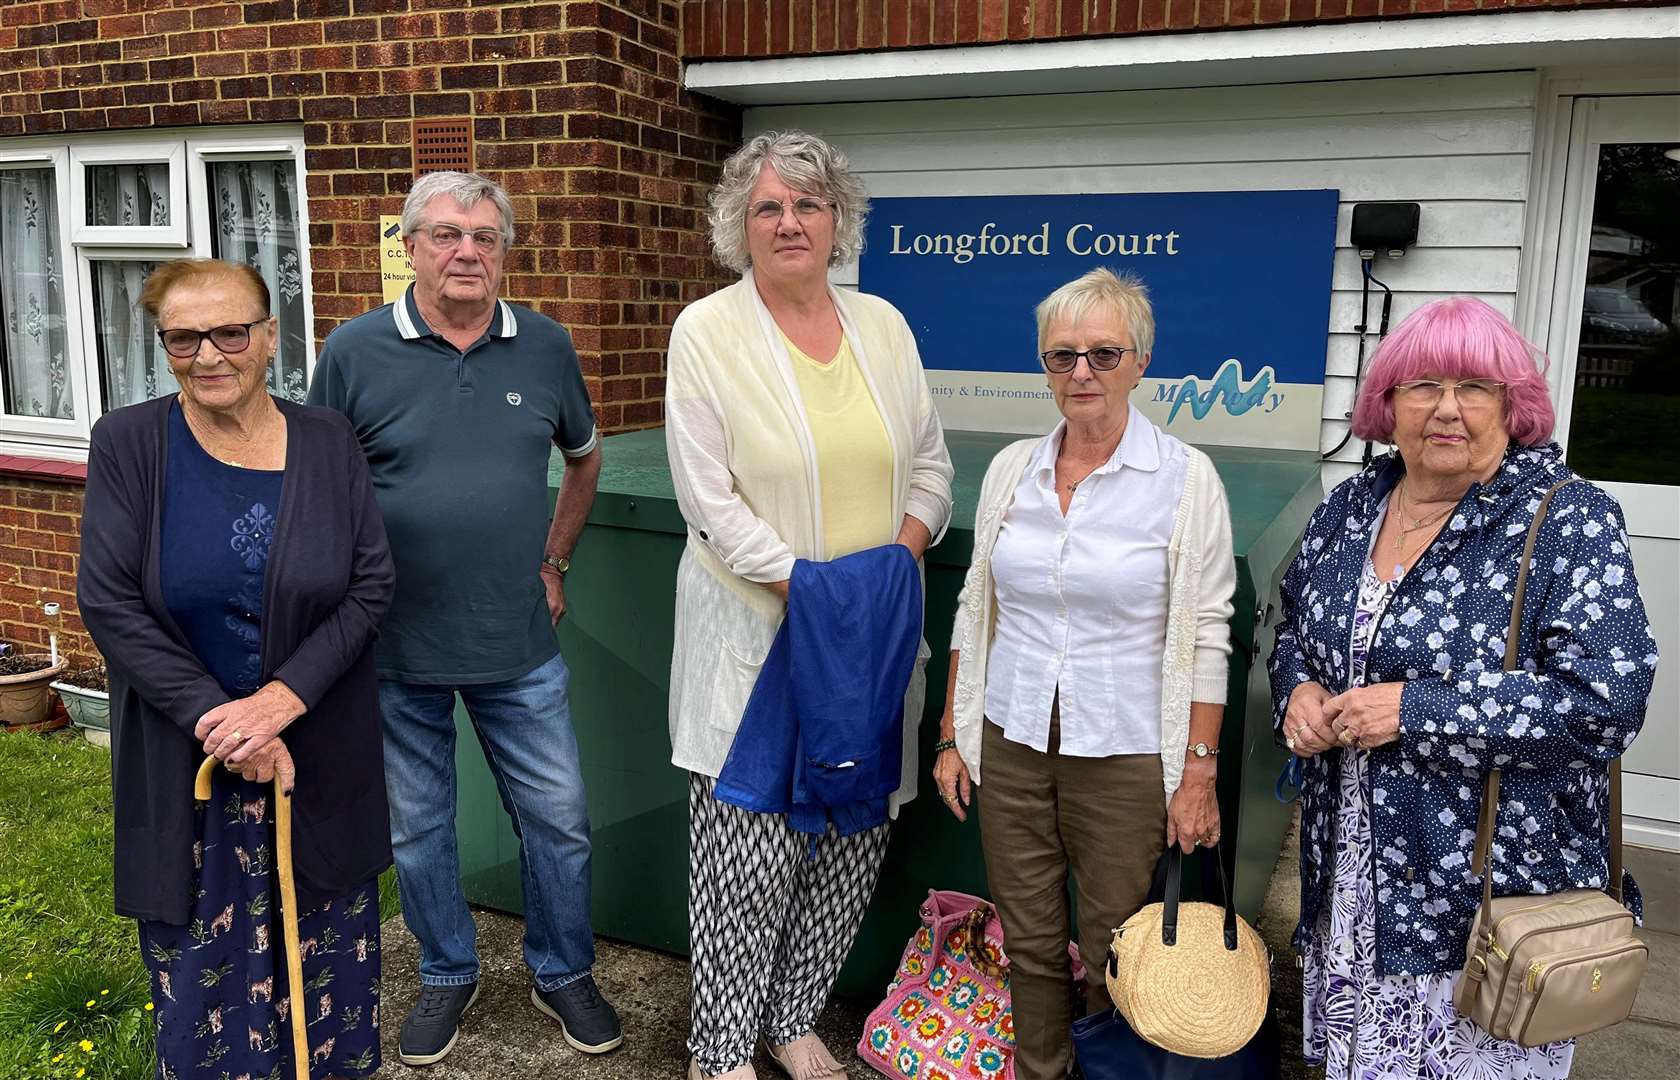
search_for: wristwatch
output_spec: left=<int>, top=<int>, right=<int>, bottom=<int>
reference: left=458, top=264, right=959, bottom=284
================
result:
left=542, top=554, right=571, bottom=575
left=1187, top=741, right=1220, bottom=759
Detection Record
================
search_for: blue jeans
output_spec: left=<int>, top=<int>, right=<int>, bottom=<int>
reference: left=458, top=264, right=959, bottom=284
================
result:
left=379, top=653, right=595, bottom=991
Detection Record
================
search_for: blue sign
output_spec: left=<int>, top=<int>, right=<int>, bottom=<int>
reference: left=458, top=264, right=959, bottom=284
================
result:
left=859, top=189, right=1339, bottom=448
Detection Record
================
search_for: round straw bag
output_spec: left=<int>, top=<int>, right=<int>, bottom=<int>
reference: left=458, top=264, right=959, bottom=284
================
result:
left=1105, top=845, right=1269, bottom=1059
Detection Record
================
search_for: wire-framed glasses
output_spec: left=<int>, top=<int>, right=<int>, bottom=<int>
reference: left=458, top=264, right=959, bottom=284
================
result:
left=1390, top=378, right=1506, bottom=408
left=156, top=320, right=267, bottom=359
left=749, top=197, right=834, bottom=222
left=421, top=224, right=506, bottom=252
left=1040, top=346, right=1137, bottom=373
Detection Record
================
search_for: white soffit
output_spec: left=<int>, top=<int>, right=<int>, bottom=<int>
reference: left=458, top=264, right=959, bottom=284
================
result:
left=684, top=8, right=1680, bottom=105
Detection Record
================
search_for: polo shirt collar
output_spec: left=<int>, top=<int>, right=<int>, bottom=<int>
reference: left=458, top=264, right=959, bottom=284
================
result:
left=1034, top=403, right=1162, bottom=478
left=393, top=284, right=519, bottom=341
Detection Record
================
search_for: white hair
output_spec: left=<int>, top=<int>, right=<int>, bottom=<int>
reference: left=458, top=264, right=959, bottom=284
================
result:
left=400, top=171, right=516, bottom=247
left=707, top=130, right=870, bottom=273
left=1035, top=267, right=1156, bottom=356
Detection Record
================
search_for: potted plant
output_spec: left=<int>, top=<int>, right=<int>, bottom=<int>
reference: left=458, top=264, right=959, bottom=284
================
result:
left=53, top=659, right=110, bottom=743
left=0, top=648, right=69, bottom=731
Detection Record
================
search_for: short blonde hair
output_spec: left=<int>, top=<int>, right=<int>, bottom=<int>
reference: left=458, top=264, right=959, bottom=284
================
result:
left=707, top=130, right=870, bottom=273
left=1034, top=267, right=1155, bottom=356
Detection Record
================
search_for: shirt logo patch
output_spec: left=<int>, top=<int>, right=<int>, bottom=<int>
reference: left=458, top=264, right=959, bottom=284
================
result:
left=506, top=392, right=522, bottom=406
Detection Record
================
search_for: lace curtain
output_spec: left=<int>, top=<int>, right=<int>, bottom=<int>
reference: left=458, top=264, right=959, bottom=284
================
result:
left=209, top=161, right=307, bottom=402
left=0, top=168, right=73, bottom=420
left=93, top=260, right=168, bottom=409
left=87, top=163, right=170, bottom=227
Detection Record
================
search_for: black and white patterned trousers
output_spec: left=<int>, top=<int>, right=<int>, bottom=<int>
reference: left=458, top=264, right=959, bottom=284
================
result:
left=687, top=772, right=892, bottom=1074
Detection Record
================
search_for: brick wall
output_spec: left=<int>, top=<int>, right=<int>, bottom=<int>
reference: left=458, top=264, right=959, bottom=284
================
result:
left=0, top=475, right=94, bottom=669
left=0, top=0, right=742, bottom=433
left=0, top=0, right=744, bottom=661
left=679, top=0, right=1674, bottom=58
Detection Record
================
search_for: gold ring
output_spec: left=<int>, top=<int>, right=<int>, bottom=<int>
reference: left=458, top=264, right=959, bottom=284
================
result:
left=942, top=793, right=957, bottom=803
left=1286, top=735, right=1297, bottom=751
left=228, top=730, right=244, bottom=744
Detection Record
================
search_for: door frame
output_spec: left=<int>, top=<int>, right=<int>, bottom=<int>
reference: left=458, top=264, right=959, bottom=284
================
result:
left=1517, top=70, right=1680, bottom=851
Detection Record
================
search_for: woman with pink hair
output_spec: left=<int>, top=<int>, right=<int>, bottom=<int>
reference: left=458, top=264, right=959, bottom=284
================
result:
left=1267, top=297, right=1657, bottom=1079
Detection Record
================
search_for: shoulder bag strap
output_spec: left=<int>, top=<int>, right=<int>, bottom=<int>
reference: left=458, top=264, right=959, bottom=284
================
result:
left=1475, top=478, right=1620, bottom=901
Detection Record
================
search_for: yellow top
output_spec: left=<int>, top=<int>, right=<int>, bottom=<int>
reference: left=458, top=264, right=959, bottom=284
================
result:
left=783, top=332, right=896, bottom=558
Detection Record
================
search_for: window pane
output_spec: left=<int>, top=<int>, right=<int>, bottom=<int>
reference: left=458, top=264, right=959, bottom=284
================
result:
left=91, top=260, right=170, bottom=409
left=208, top=160, right=307, bottom=402
left=0, top=168, right=73, bottom=419
left=1564, top=143, right=1680, bottom=487
left=86, top=163, right=170, bottom=227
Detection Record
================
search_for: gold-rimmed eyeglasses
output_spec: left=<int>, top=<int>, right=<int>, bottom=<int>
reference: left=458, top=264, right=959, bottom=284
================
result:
left=749, top=197, right=834, bottom=222
left=1390, top=378, right=1506, bottom=408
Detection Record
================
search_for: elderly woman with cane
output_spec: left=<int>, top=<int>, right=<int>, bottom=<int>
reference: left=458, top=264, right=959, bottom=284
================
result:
left=78, top=258, right=395, bottom=1080
left=1269, top=297, right=1656, bottom=1080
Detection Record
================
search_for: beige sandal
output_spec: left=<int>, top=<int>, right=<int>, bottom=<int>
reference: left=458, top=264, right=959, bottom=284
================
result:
left=765, top=1033, right=846, bottom=1080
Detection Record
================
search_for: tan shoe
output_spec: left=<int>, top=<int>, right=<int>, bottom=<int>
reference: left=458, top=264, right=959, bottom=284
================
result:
left=765, top=1033, right=847, bottom=1080
left=689, top=1056, right=758, bottom=1080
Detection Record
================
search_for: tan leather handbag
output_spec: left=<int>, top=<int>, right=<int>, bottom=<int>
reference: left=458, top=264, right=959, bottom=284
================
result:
left=1453, top=478, right=1648, bottom=1047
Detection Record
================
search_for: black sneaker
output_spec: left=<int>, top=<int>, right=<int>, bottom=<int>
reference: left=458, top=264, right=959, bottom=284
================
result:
left=530, top=974, right=623, bottom=1054
left=398, top=981, right=480, bottom=1066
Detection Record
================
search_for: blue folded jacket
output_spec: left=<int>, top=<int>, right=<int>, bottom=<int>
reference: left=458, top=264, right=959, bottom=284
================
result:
left=714, top=543, right=923, bottom=837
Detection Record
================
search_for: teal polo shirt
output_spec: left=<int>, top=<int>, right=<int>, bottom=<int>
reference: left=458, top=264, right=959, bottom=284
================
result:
left=308, top=285, right=597, bottom=685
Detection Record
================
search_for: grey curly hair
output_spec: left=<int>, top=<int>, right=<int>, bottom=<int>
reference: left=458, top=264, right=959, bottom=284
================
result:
left=400, top=170, right=516, bottom=248
left=707, top=130, right=870, bottom=273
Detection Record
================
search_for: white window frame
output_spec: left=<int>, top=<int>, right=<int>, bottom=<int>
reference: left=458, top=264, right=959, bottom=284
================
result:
left=0, top=126, right=312, bottom=459
left=186, top=130, right=317, bottom=389
left=69, top=140, right=190, bottom=248
left=0, top=145, right=94, bottom=448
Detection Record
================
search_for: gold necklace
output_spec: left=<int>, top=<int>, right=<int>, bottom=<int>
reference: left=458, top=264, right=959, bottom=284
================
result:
left=1391, top=481, right=1453, bottom=556
left=184, top=401, right=273, bottom=467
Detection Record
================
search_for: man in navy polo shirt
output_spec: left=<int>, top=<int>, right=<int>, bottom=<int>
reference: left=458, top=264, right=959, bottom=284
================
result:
left=308, top=171, right=621, bottom=1061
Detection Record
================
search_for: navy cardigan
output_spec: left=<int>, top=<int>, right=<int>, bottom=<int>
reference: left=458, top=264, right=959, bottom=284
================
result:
left=79, top=394, right=396, bottom=924
left=1267, top=442, right=1655, bottom=976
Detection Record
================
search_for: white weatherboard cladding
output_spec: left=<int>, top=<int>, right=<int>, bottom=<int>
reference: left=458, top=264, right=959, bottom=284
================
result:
left=745, top=71, right=1537, bottom=489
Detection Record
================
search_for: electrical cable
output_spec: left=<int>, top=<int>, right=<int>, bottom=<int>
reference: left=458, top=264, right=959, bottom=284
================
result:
left=1322, top=257, right=1395, bottom=462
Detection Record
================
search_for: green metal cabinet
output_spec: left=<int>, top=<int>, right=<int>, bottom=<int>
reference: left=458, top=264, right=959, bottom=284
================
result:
left=452, top=428, right=1321, bottom=996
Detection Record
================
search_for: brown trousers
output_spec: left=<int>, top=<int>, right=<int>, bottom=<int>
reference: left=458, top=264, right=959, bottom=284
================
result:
left=978, top=715, right=1167, bottom=1080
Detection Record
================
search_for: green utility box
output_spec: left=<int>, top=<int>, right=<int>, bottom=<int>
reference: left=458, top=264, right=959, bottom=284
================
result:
left=452, top=428, right=1321, bottom=997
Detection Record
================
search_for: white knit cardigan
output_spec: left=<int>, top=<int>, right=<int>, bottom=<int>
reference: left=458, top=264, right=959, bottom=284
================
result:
left=948, top=427, right=1236, bottom=797
left=663, top=272, right=955, bottom=800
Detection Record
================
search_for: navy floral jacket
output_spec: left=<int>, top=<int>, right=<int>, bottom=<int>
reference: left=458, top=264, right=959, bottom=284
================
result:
left=1268, top=442, right=1656, bottom=977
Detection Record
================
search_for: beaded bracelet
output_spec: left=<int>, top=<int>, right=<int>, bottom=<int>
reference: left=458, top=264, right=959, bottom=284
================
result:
left=933, top=738, right=958, bottom=753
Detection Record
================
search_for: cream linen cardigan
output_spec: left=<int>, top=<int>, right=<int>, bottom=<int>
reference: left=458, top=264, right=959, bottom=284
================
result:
left=948, top=426, right=1236, bottom=797
left=664, top=272, right=955, bottom=802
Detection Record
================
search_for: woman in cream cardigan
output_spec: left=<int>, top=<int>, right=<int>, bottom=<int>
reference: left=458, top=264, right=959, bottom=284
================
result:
left=664, top=130, right=954, bottom=1080
left=933, top=268, right=1236, bottom=1080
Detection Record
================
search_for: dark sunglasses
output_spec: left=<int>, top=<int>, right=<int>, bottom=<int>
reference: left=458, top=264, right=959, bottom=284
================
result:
left=156, top=320, right=268, bottom=359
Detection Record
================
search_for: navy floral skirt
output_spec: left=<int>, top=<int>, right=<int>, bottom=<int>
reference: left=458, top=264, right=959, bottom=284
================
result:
left=139, top=770, right=382, bottom=1080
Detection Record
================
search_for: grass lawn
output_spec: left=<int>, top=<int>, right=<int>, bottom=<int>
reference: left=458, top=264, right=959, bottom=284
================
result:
left=0, top=731, right=399, bottom=1080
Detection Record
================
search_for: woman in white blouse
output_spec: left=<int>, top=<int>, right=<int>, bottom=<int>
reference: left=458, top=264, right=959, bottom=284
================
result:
left=664, top=131, right=953, bottom=1080
left=934, top=268, right=1236, bottom=1080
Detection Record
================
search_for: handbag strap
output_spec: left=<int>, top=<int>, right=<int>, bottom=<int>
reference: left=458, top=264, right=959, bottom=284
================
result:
left=1160, top=844, right=1239, bottom=951
left=1473, top=477, right=1623, bottom=904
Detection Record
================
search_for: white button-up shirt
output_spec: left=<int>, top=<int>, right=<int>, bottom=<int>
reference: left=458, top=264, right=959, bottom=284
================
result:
left=985, top=406, right=1189, bottom=758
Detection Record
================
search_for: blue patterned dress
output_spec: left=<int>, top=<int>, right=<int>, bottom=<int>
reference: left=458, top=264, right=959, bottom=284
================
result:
left=1301, top=506, right=1573, bottom=1080
left=139, top=402, right=382, bottom=1080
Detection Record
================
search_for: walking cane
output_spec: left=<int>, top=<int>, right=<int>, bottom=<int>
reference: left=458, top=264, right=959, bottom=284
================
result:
left=195, top=755, right=310, bottom=1080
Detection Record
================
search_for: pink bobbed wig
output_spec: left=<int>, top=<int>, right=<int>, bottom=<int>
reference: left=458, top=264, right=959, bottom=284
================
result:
left=1350, top=296, right=1556, bottom=447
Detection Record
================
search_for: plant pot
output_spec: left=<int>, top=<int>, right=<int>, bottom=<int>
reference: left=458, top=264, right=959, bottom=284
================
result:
left=52, top=681, right=111, bottom=733
left=0, top=657, right=68, bottom=731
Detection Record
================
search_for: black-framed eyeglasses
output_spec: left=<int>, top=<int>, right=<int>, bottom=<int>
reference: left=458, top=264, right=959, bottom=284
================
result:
left=420, top=223, right=506, bottom=252
left=749, top=197, right=834, bottom=222
left=156, top=320, right=268, bottom=359
left=1040, top=346, right=1137, bottom=373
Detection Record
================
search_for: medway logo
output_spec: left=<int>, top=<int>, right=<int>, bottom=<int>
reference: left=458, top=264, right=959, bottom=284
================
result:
left=1151, top=359, right=1283, bottom=424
